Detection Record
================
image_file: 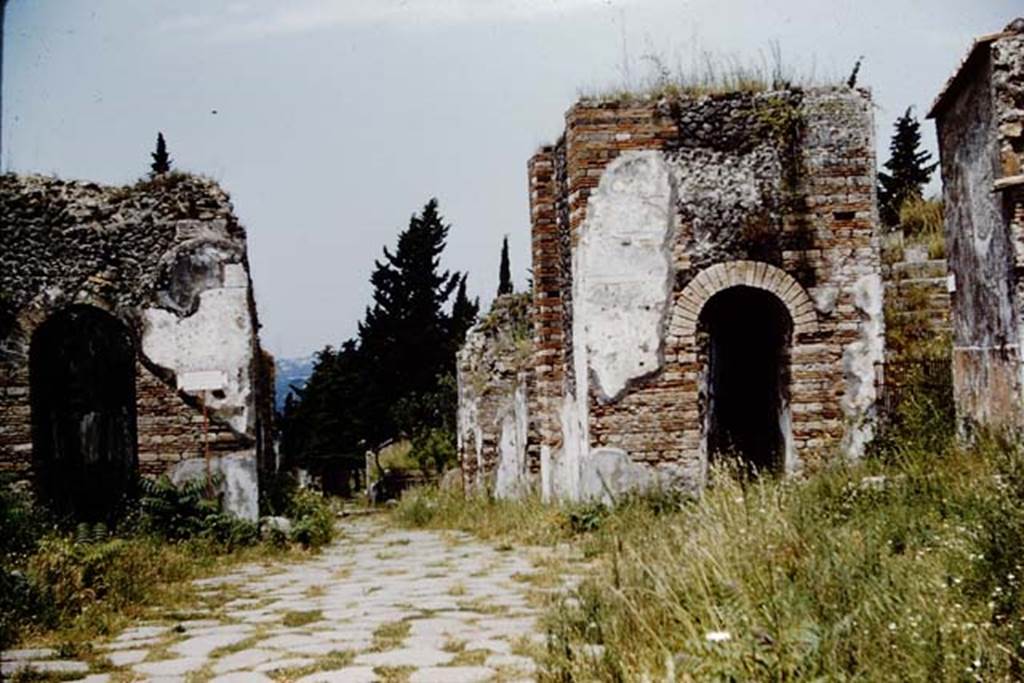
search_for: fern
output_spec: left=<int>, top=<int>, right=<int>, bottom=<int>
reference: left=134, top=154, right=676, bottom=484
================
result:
left=138, top=474, right=223, bottom=540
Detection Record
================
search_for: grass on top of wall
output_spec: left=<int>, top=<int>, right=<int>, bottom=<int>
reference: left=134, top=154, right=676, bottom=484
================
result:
left=394, top=430, right=1024, bottom=680
left=580, top=43, right=846, bottom=104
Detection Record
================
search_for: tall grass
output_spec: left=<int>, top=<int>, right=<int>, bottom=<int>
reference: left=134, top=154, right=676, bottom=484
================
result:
left=395, top=437, right=1024, bottom=679
left=583, top=42, right=839, bottom=103
left=900, top=196, right=945, bottom=260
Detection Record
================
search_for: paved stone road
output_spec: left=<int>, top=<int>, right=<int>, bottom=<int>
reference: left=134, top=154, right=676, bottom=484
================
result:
left=2, top=514, right=558, bottom=682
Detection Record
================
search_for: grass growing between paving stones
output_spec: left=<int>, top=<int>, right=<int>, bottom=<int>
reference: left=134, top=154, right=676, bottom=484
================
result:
left=268, top=649, right=355, bottom=682
left=395, top=431, right=1024, bottom=679
left=374, top=665, right=415, bottom=683
left=281, top=609, right=323, bottom=628
left=371, top=620, right=412, bottom=652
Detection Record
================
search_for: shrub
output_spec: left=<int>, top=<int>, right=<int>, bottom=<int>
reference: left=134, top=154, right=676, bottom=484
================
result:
left=0, top=566, right=46, bottom=651
left=26, top=535, right=192, bottom=625
left=286, top=488, right=335, bottom=549
left=0, top=474, right=53, bottom=561
left=260, top=469, right=300, bottom=517
left=409, top=427, right=456, bottom=476
left=198, top=513, right=260, bottom=550
left=137, top=475, right=220, bottom=540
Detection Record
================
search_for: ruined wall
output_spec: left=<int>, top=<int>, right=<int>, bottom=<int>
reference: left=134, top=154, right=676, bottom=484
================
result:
left=931, top=23, right=1024, bottom=433
left=456, top=294, right=534, bottom=497
left=518, top=87, right=884, bottom=501
left=0, top=173, right=271, bottom=519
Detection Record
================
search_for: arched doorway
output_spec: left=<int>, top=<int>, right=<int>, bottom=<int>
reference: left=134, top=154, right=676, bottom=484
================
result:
left=30, top=306, right=138, bottom=521
left=700, top=286, right=792, bottom=475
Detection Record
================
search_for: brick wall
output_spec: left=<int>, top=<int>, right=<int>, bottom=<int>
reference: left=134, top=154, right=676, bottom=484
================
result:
left=525, top=87, right=884, bottom=495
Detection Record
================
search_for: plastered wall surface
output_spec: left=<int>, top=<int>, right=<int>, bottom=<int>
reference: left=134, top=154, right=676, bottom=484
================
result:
left=931, top=24, right=1024, bottom=433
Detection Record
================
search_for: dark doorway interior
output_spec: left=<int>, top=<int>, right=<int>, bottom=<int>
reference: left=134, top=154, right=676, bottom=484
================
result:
left=702, top=286, right=791, bottom=474
left=30, top=306, right=138, bottom=522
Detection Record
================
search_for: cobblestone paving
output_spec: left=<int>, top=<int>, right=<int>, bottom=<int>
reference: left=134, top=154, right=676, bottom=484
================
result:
left=1, top=515, right=560, bottom=682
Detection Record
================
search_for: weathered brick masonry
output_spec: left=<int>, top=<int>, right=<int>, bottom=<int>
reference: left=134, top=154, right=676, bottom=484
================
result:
left=461, top=87, right=886, bottom=499
left=930, top=21, right=1024, bottom=434
left=0, top=173, right=273, bottom=519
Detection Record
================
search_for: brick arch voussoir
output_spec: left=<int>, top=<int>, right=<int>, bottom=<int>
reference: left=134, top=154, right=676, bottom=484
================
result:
left=674, top=260, right=818, bottom=338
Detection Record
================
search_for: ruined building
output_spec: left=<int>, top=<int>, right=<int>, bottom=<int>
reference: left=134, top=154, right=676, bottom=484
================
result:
left=459, top=86, right=885, bottom=500
left=930, top=20, right=1024, bottom=434
left=0, top=174, right=274, bottom=520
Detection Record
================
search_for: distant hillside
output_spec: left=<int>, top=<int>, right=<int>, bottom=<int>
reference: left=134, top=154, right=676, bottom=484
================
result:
left=274, top=355, right=314, bottom=411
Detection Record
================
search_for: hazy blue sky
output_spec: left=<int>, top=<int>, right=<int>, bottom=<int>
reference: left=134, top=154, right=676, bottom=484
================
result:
left=3, top=1, right=1018, bottom=357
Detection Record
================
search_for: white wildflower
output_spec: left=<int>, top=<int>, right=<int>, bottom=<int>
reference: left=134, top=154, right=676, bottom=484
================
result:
left=705, top=631, right=732, bottom=643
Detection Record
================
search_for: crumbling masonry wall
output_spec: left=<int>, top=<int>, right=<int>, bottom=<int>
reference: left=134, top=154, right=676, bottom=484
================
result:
left=456, top=294, right=537, bottom=496
left=0, top=173, right=273, bottom=519
left=461, top=87, right=886, bottom=501
left=930, top=22, right=1024, bottom=433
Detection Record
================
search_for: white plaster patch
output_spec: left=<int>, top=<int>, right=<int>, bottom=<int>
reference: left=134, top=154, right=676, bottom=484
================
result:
left=142, top=282, right=255, bottom=434
left=574, top=151, right=677, bottom=401
left=579, top=449, right=694, bottom=504
left=841, top=273, right=885, bottom=459
left=811, top=285, right=839, bottom=315
left=553, top=392, right=586, bottom=500
left=171, top=450, right=259, bottom=521
left=494, top=376, right=530, bottom=499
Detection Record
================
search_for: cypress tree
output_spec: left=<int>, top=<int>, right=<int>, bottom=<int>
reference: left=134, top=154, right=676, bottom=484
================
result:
left=150, top=132, right=172, bottom=176
left=498, top=236, right=513, bottom=296
left=451, top=274, right=480, bottom=348
left=877, top=108, right=936, bottom=227
left=281, top=199, right=471, bottom=471
left=358, top=198, right=461, bottom=445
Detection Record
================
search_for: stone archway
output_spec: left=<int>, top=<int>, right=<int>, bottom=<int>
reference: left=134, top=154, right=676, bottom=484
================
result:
left=30, top=305, right=138, bottom=521
left=675, top=260, right=818, bottom=338
left=673, top=261, right=817, bottom=475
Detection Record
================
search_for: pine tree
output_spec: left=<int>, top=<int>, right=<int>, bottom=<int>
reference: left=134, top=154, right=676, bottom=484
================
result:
left=150, top=132, right=172, bottom=176
left=877, top=108, right=936, bottom=226
left=498, top=236, right=513, bottom=296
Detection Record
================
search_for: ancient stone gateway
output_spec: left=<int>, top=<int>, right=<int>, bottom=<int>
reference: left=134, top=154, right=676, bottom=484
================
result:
left=682, top=261, right=816, bottom=474
left=0, top=174, right=274, bottom=520
left=459, top=87, right=886, bottom=501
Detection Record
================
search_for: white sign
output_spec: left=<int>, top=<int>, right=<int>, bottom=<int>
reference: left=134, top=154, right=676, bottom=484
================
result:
left=178, top=370, right=228, bottom=392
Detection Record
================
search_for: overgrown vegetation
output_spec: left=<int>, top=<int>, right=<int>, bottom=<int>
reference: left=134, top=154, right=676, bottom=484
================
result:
left=585, top=43, right=839, bottom=103
left=0, top=474, right=335, bottom=652
left=395, top=410, right=1024, bottom=679
left=901, top=196, right=945, bottom=259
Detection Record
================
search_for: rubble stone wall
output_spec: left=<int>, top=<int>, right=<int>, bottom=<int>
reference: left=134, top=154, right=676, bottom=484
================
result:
left=456, top=294, right=534, bottom=497
left=0, top=173, right=272, bottom=519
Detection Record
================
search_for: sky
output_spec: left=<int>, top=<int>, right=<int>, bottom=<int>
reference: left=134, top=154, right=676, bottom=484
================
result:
left=2, top=0, right=1019, bottom=358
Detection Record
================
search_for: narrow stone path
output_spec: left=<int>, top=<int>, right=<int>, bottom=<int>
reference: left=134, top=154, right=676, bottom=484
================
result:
left=2, top=514, right=560, bottom=682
